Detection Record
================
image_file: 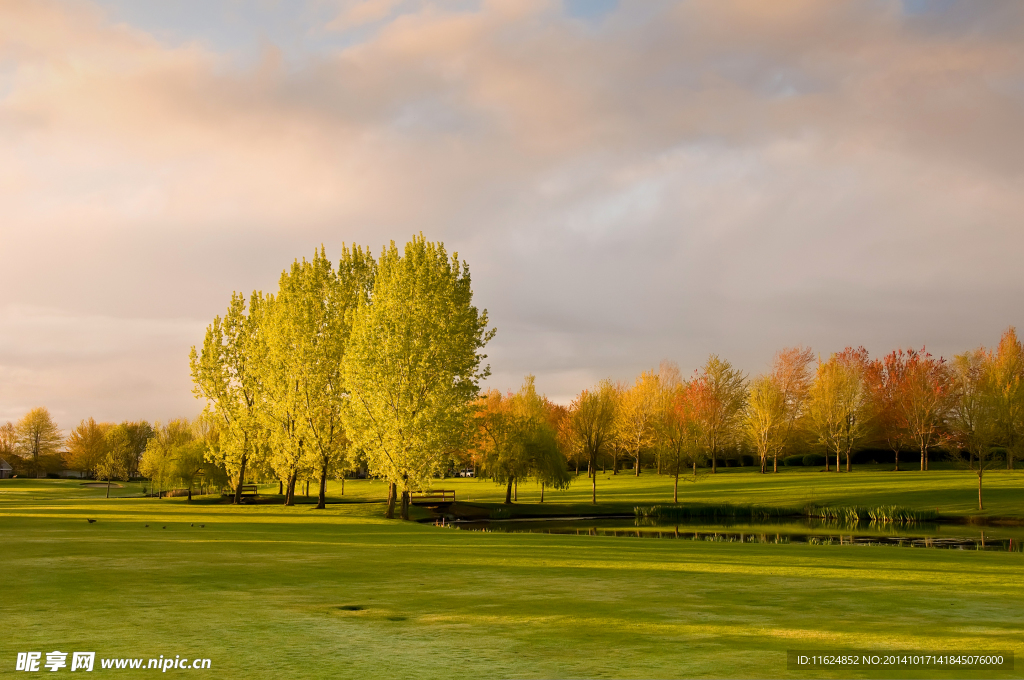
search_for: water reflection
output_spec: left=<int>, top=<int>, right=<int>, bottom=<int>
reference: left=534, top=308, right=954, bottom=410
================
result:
left=447, top=518, right=1024, bottom=552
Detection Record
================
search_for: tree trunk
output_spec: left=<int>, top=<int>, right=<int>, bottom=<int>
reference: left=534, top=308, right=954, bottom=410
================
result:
left=316, top=463, right=328, bottom=510
left=341, top=476, right=345, bottom=496
left=692, top=459, right=696, bottom=477
left=504, top=476, right=514, bottom=504
left=591, top=455, right=597, bottom=504
left=278, top=480, right=283, bottom=495
left=612, top=451, right=617, bottom=475
left=711, top=448, right=717, bottom=474
left=514, top=478, right=518, bottom=501
left=773, top=453, right=778, bottom=473
left=106, top=477, right=111, bottom=499
left=825, top=450, right=830, bottom=472
left=894, top=449, right=900, bottom=472
left=400, top=490, right=410, bottom=520
left=921, top=444, right=926, bottom=472
left=305, top=479, right=309, bottom=497
left=575, top=459, right=579, bottom=475
left=846, top=450, right=851, bottom=473
left=978, top=469, right=984, bottom=511
left=673, top=471, right=679, bottom=503
left=635, top=453, right=640, bottom=476
left=385, top=482, right=396, bottom=519
left=284, top=471, right=297, bottom=506
left=187, top=483, right=192, bottom=502
left=540, top=483, right=545, bottom=503
left=760, top=457, right=766, bottom=474
left=233, top=454, right=248, bottom=505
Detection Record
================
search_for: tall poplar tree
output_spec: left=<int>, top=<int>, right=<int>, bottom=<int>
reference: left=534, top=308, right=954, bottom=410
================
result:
left=342, top=236, right=493, bottom=520
left=190, top=292, right=268, bottom=504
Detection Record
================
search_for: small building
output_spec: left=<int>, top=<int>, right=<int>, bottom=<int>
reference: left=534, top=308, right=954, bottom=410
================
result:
left=0, top=458, right=13, bottom=479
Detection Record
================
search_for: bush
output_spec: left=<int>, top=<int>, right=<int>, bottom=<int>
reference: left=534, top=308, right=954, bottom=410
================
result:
left=740, top=455, right=755, bottom=467
left=802, top=454, right=826, bottom=467
left=782, top=455, right=804, bottom=467
left=725, top=458, right=737, bottom=467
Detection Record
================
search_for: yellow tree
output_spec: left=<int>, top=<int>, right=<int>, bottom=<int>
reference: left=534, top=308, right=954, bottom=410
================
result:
left=191, top=291, right=268, bottom=504
left=742, top=375, right=787, bottom=474
left=15, top=407, right=63, bottom=477
left=657, top=380, right=705, bottom=502
left=946, top=348, right=999, bottom=509
left=615, top=370, right=660, bottom=476
left=806, top=349, right=871, bottom=472
left=64, top=418, right=113, bottom=477
left=343, top=236, right=494, bottom=520
left=567, top=380, right=617, bottom=504
left=990, top=327, right=1024, bottom=470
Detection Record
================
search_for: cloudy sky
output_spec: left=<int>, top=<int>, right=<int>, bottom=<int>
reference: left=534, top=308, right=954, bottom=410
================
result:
left=2, top=0, right=1022, bottom=430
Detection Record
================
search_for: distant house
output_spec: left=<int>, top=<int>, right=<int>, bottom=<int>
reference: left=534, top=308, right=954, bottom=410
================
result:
left=0, top=458, right=13, bottom=479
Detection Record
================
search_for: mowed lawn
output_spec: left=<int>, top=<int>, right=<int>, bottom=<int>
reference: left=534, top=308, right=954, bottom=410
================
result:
left=1, top=476, right=1022, bottom=679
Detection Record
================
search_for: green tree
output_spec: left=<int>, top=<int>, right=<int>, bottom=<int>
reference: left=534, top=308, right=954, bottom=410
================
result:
left=191, top=291, right=268, bottom=504
left=16, top=407, right=63, bottom=477
left=259, top=246, right=375, bottom=508
left=343, top=236, right=494, bottom=520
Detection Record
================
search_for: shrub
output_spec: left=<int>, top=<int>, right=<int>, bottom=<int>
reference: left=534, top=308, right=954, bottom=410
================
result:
left=740, top=455, right=755, bottom=467
left=802, top=454, right=826, bottom=467
left=782, top=455, right=804, bottom=467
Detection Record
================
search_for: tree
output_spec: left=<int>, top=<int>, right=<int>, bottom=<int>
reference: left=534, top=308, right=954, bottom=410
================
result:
left=15, top=407, right=63, bottom=477
left=477, top=377, right=570, bottom=504
left=898, top=348, right=949, bottom=472
left=806, top=348, right=870, bottom=472
left=343, top=236, right=494, bottom=520
left=657, top=379, right=705, bottom=502
left=615, top=370, right=660, bottom=476
left=866, top=351, right=911, bottom=471
left=691, top=356, right=747, bottom=474
left=259, top=246, right=375, bottom=508
left=567, top=380, right=617, bottom=504
left=191, top=291, right=268, bottom=504
left=98, top=424, right=135, bottom=498
left=742, top=374, right=787, bottom=474
left=1, top=421, right=18, bottom=467
left=990, top=327, right=1024, bottom=470
left=64, top=418, right=113, bottom=477
left=946, top=348, right=999, bottom=510
left=770, top=347, right=815, bottom=472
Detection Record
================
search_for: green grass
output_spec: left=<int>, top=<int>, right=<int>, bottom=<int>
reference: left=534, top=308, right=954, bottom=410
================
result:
left=2, top=474, right=1023, bottom=679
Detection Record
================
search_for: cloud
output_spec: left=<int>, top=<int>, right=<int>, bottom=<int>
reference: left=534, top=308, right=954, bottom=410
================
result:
left=0, top=0, right=1022, bottom=420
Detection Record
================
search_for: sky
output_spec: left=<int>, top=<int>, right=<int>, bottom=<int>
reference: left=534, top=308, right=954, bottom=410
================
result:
left=1, top=0, right=1023, bottom=430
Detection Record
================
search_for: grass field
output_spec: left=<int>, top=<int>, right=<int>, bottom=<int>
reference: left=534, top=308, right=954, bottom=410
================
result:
left=2, top=472, right=1022, bottom=679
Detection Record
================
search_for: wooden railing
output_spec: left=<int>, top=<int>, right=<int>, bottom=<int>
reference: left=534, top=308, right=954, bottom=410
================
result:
left=410, top=489, right=456, bottom=504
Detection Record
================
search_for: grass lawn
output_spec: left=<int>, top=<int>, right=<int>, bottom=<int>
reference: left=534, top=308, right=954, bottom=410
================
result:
left=2, top=475, right=1022, bottom=679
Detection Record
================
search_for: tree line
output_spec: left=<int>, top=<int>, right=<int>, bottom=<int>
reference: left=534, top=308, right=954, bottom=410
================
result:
left=532, top=329, right=1022, bottom=510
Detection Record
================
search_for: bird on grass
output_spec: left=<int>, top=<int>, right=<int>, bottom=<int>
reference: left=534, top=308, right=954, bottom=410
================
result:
left=200, top=525, right=205, bottom=528
left=87, top=519, right=96, bottom=523
left=145, top=525, right=149, bottom=528
left=190, top=523, right=194, bottom=527
left=162, top=526, right=166, bottom=529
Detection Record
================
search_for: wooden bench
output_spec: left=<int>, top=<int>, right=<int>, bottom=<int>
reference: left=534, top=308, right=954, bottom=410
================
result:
left=410, top=489, right=455, bottom=505
left=240, top=484, right=259, bottom=497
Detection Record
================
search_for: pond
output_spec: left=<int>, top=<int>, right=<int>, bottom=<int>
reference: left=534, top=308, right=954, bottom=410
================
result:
left=443, top=517, right=1024, bottom=552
